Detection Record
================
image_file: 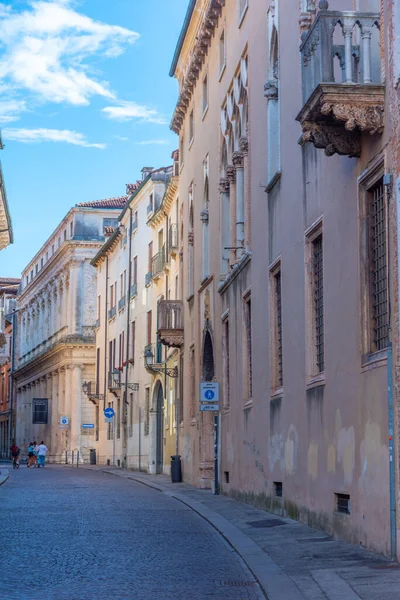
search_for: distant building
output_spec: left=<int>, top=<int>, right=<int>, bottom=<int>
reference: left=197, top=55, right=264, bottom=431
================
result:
left=0, top=278, right=20, bottom=456
left=14, top=196, right=127, bottom=461
left=0, top=145, right=13, bottom=251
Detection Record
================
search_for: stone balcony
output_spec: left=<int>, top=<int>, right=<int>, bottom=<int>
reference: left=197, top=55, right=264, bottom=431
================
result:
left=157, top=300, right=184, bottom=348
left=296, top=2, right=383, bottom=158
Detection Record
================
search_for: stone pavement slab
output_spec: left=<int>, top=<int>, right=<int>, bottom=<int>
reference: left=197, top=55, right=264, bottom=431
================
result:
left=77, top=466, right=400, bottom=600
left=0, top=467, right=10, bottom=486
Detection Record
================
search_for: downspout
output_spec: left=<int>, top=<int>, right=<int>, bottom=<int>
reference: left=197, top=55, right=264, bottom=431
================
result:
left=103, top=256, right=109, bottom=413
left=9, top=309, right=17, bottom=450
left=386, top=173, right=396, bottom=560
left=124, top=207, right=133, bottom=468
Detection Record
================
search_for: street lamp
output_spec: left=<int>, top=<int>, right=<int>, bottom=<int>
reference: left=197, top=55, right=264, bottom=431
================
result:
left=82, top=381, right=89, bottom=395
left=144, top=346, right=154, bottom=368
left=111, top=368, right=121, bottom=388
left=144, top=344, right=178, bottom=378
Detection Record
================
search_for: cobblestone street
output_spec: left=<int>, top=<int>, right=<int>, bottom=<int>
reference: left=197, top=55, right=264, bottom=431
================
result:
left=0, top=466, right=264, bottom=600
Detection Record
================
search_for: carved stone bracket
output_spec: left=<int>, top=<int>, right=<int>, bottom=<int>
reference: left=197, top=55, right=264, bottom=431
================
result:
left=225, top=165, right=236, bottom=183
left=232, top=152, right=244, bottom=169
left=264, top=80, right=279, bottom=101
left=239, top=137, right=249, bottom=154
left=320, top=102, right=384, bottom=136
left=299, top=121, right=361, bottom=158
left=200, top=208, right=209, bottom=224
left=218, top=178, right=230, bottom=194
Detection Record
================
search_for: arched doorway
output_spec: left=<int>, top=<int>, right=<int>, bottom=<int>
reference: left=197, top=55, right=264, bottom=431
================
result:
left=202, top=330, right=215, bottom=381
left=153, top=381, right=164, bottom=474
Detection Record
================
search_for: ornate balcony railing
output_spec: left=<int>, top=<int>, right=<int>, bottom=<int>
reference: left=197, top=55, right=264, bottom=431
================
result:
left=296, top=3, right=383, bottom=157
left=108, top=306, right=116, bottom=320
left=118, top=296, right=126, bottom=311
left=169, top=223, right=179, bottom=256
left=157, top=300, right=184, bottom=347
left=145, top=272, right=152, bottom=287
left=151, top=248, right=165, bottom=280
left=83, top=381, right=104, bottom=404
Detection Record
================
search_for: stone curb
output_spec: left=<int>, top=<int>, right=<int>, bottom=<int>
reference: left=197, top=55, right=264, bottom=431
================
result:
left=90, top=468, right=308, bottom=600
left=0, top=469, right=10, bottom=487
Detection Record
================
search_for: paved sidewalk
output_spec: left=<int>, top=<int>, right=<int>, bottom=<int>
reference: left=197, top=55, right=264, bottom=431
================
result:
left=0, top=467, right=9, bottom=486
left=77, top=466, right=399, bottom=600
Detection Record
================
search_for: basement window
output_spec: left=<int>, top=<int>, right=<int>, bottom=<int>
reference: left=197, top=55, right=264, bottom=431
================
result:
left=336, top=493, right=350, bottom=514
left=224, top=471, right=230, bottom=484
left=274, top=481, right=283, bottom=498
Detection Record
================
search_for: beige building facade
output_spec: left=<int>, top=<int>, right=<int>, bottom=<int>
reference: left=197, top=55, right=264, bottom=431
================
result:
left=14, top=197, right=126, bottom=462
left=170, top=0, right=395, bottom=555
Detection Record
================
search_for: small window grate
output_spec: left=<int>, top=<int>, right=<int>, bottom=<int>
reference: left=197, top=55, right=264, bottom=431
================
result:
left=313, top=235, right=324, bottom=373
left=32, top=398, right=48, bottom=424
left=224, top=471, right=230, bottom=484
left=370, top=181, right=388, bottom=352
left=274, top=481, right=283, bottom=498
left=275, top=271, right=283, bottom=387
left=336, top=493, right=350, bottom=514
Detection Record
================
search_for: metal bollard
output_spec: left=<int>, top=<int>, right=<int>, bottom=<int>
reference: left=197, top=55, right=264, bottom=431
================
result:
left=77, top=451, right=79, bottom=468
left=65, top=450, right=68, bottom=465
left=72, top=451, right=74, bottom=466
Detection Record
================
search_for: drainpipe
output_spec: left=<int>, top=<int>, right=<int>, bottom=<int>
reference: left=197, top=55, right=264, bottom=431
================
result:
left=386, top=173, right=396, bottom=560
left=9, top=308, right=17, bottom=451
left=103, top=256, right=109, bottom=413
left=123, top=207, right=134, bottom=468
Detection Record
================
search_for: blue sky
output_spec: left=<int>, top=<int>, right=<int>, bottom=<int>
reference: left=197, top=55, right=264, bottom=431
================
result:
left=0, top=0, right=187, bottom=276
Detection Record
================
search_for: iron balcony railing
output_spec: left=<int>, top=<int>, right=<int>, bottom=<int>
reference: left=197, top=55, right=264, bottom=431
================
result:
left=169, top=223, right=179, bottom=254
left=130, top=283, right=138, bottom=299
left=145, top=272, right=152, bottom=287
left=300, top=9, right=381, bottom=104
left=108, top=370, right=121, bottom=390
left=151, top=247, right=166, bottom=279
left=118, top=296, right=126, bottom=311
left=158, top=300, right=184, bottom=331
left=108, top=306, right=116, bottom=320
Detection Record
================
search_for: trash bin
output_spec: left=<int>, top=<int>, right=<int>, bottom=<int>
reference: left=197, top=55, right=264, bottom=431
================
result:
left=90, top=449, right=96, bottom=465
left=170, top=455, right=182, bottom=483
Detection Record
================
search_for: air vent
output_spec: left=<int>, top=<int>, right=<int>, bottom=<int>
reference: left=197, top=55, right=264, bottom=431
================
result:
left=224, top=471, right=230, bottom=484
left=274, top=481, right=283, bottom=498
left=336, top=493, right=350, bottom=514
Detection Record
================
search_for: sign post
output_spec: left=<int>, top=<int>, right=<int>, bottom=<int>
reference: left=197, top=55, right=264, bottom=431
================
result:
left=200, top=383, right=220, bottom=495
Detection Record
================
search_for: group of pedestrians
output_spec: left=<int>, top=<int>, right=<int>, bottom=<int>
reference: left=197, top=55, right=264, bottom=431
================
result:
left=27, top=441, right=48, bottom=468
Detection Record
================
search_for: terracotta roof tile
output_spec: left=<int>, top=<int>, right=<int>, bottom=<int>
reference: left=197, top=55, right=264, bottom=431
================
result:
left=0, top=278, right=20, bottom=284
left=126, top=181, right=143, bottom=195
left=76, top=196, right=128, bottom=209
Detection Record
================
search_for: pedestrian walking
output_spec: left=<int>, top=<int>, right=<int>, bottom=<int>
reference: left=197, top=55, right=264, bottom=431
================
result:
left=37, top=441, right=48, bottom=468
left=32, top=441, right=38, bottom=467
left=27, top=442, right=34, bottom=468
left=10, top=441, right=20, bottom=469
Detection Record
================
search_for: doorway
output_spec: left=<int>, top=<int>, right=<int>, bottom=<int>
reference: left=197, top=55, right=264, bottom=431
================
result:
left=154, top=381, right=164, bottom=474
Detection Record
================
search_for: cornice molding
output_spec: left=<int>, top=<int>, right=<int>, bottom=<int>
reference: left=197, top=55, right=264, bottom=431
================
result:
left=170, top=0, right=225, bottom=134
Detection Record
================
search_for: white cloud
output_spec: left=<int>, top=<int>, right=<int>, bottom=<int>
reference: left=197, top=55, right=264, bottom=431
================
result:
left=135, top=139, right=171, bottom=146
left=103, top=101, right=166, bottom=124
left=0, top=1, right=139, bottom=106
left=114, top=135, right=129, bottom=141
left=0, top=99, right=27, bottom=123
left=3, top=127, right=106, bottom=148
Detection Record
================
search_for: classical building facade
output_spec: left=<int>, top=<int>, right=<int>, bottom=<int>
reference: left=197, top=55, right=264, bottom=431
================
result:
left=170, top=0, right=396, bottom=555
left=0, top=278, right=20, bottom=456
left=91, top=163, right=182, bottom=473
left=14, top=196, right=126, bottom=462
left=0, top=145, right=13, bottom=251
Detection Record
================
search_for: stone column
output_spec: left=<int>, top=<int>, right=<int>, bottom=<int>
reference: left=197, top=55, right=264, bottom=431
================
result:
left=219, top=178, right=230, bottom=276
left=200, top=207, right=209, bottom=281
left=69, top=259, right=84, bottom=337
left=226, top=165, right=236, bottom=266
left=239, top=137, right=250, bottom=249
left=232, top=151, right=244, bottom=258
left=148, top=408, right=158, bottom=475
left=51, top=372, right=61, bottom=458
left=71, top=365, right=82, bottom=454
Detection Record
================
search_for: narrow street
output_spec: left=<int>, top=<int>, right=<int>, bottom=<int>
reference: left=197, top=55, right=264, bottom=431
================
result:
left=0, top=466, right=263, bottom=600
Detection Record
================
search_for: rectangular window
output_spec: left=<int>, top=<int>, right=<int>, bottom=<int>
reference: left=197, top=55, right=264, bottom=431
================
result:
left=119, top=333, right=122, bottom=367
left=219, top=30, right=226, bottom=75
left=120, top=274, right=124, bottom=298
left=190, top=346, right=196, bottom=419
left=147, top=311, right=152, bottom=345
left=189, top=109, right=194, bottom=143
left=202, top=75, right=208, bottom=115
left=63, top=229, right=67, bottom=241
left=223, top=318, right=230, bottom=409
left=270, top=263, right=283, bottom=393
left=95, top=405, right=99, bottom=442
left=179, top=136, right=184, bottom=168
left=148, top=242, right=153, bottom=273
left=96, top=347, right=100, bottom=395
left=178, top=355, right=184, bottom=424
left=70, top=221, right=73, bottom=237
left=135, top=210, right=138, bottom=228
left=133, top=256, right=138, bottom=284
left=97, top=295, right=101, bottom=321
left=32, top=398, right=48, bottom=424
left=109, top=340, right=113, bottom=373
left=336, top=493, right=350, bottom=515
left=121, top=330, right=125, bottom=365
left=131, top=320, right=136, bottom=362
left=144, top=388, right=150, bottom=436
left=243, top=295, right=252, bottom=399
left=369, top=179, right=388, bottom=353
left=41, top=257, right=44, bottom=269
left=110, top=284, right=114, bottom=308
left=312, top=235, right=324, bottom=373
left=107, top=402, right=114, bottom=440
left=129, top=392, right=133, bottom=437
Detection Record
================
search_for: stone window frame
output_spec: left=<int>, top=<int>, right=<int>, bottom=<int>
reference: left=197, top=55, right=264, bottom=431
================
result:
left=358, top=156, right=388, bottom=366
left=242, top=288, right=252, bottom=406
left=202, top=71, right=209, bottom=119
left=219, top=27, right=226, bottom=80
left=269, top=256, right=283, bottom=397
left=238, top=0, right=248, bottom=28
left=305, top=217, right=325, bottom=386
left=188, top=108, right=195, bottom=148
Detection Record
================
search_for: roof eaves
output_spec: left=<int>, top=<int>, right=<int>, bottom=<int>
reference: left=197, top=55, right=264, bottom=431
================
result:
left=169, top=0, right=197, bottom=77
left=91, top=227, right=122, bottom=267
left=118, top=174, right=151, bottom=222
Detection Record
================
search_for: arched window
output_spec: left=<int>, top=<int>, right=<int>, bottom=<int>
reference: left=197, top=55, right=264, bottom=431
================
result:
left=202, top=331, right=215, bottom=382
left=265, top=16, right=281, bottom=186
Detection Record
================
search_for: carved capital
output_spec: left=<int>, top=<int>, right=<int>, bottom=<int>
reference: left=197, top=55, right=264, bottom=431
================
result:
left=321, top=102, right=384, bottom=136
left=200, top=208, right=209, bottom=224
left=299, top=121, right=361, bottom=158
left=218, top=178, right=230, bottom=194
left=188, top=232, right=194, bottom=245
left=225, top=165, right=236, bottom=183
left=239, top=137, right=249, bottom=154
left=264, top=80, right=279, bottom=101
left=232, top=151, right=244, bottom=169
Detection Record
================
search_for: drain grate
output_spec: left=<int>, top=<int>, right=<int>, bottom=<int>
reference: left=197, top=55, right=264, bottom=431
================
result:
left=218, top=581, right=259, bottom=587
left=247, top=518, right=286, bottom=528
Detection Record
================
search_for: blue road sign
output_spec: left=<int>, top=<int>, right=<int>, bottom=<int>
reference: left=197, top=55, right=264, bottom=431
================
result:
left=205, top=390, right=215, bottom=401
left=200, top=382, right=220, bottom=404
left=82, top=424, right=94, bottom=429
left=104, top=407, right=115, bottom=419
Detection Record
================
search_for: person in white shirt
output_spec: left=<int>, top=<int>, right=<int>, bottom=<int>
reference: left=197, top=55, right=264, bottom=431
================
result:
left=37, top=441, right=48, bottom=468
